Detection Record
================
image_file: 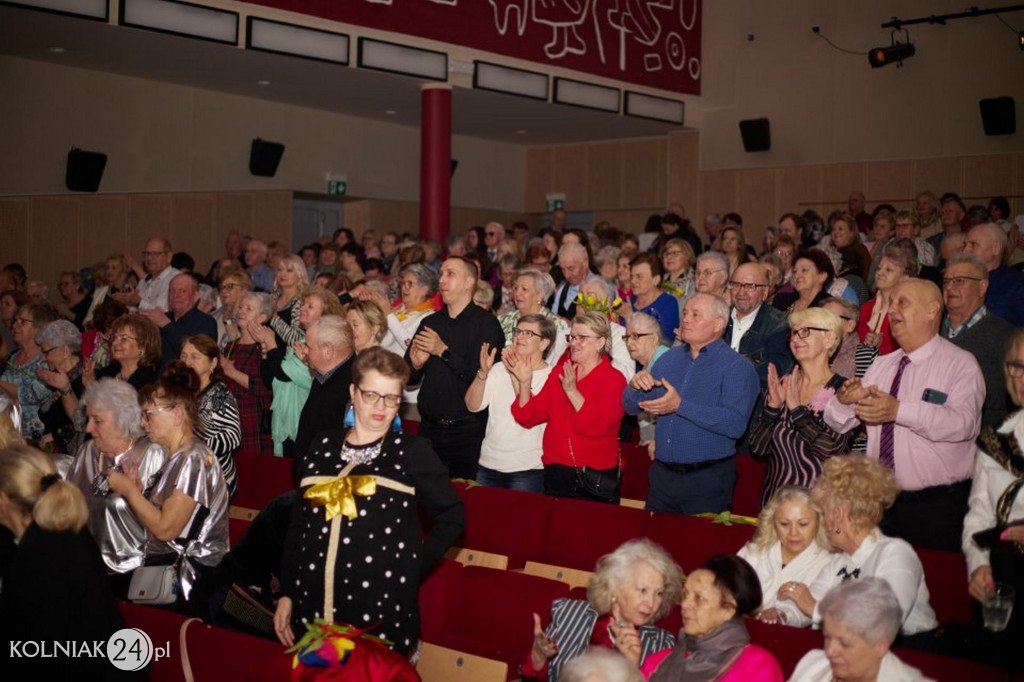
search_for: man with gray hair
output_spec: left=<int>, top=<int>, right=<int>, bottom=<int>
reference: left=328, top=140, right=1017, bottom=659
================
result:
left=941, top=253, right=1015, bottom=427
left=290, top=315, right=354, bottom=484
left=550, top=242, right=591, bottom=318
left=963, top=222, right=1024, bottom=327
left=244, top=239, right=275, bottom=293
left=704, top=213, right=724, bottom=251
left=623, top=292, right=760, bottom=515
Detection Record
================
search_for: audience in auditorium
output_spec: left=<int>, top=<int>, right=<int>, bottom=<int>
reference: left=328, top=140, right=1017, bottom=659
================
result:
left=143, top=273, right=218, bottom=371
left=525, top=538, right=680, bottom=681
left=963, top=222, right=1024, bottom=327
left=116, top=237, right=179, bottom=311
left=34, top=320, right=85, bottom=456
left=243, top=239, right=276, bottom=293
left=623, top=253, right=678, bottom=345
left=551, top=243, right=592, bottom=319
left=623, top=293, right=759, bottom=515
left=773, top=250, right=835, bottom=313
left=91, top=314, right=162, bottom=391
left=723, top=262, right=792, bottom=393
left=2, top=303, right=56, bottom=439
left=220, top=292, right=273, bottom=454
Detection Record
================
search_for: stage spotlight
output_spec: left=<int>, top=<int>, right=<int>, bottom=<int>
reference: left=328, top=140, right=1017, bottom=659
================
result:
left=1018, top=31, right=1023, bottom=50
left=868, top=41, right=916, bottom=68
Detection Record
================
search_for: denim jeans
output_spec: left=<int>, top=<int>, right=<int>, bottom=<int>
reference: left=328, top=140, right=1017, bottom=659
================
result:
left=475, top=465, right=546, bottom=494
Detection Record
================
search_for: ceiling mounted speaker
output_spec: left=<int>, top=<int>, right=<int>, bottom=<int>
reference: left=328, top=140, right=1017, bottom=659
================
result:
left=249, top=138, right=285, bottom=177
left=65, top=148, right=107, bottom=192
left=979, top=97, right=1015, bottom=136
left=739, top=118, right=771, bottom=152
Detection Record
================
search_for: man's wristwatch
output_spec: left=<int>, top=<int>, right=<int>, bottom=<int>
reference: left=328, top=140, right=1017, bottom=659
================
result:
left=440, top=347, right=451, bottom=361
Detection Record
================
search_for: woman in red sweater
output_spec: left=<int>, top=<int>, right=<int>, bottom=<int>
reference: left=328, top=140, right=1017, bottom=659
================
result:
left=510, top=311, right=625, bottom=503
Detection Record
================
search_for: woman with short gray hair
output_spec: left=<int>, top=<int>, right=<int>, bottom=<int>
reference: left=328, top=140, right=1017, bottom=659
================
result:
left=498, top=267, right=569, bottom=365
left=221, top=291, right=274, bottom=453
left=66, top=378, right=167, bottom=588
left=789, top=578, right=929, bottom=681
left=380, top=262, right=438, bottom=412
left=35, top=320, right=86, bottom=456
left=525, top=538, right=680, bottom=681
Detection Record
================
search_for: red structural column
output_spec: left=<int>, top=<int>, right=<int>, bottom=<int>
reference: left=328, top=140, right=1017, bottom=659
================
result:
left=419, top=83, right=451, bottom=243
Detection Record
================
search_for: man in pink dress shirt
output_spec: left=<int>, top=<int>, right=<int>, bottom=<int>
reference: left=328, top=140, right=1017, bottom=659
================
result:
left=824, top=279, right=985, bottom=551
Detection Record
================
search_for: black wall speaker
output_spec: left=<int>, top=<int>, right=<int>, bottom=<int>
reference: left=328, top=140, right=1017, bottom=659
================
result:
left=979, top=97, right=1015, bottom=136
left=65, top=148, right=107, bottom=192
left=739, top=118, right=771, bottom=152
left=249, top=138, right=285, bottom=177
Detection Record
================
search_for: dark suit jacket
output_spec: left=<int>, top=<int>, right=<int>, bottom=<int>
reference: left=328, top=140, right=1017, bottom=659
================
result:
left=724, top=304, right=794, bottom=390
left=290, top=355, right=354, bottom=486
left=160, top=305, right=218, bottom=372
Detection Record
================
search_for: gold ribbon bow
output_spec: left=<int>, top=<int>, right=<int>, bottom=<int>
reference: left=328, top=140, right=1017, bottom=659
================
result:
left=304, top=476, right=377, bottom=522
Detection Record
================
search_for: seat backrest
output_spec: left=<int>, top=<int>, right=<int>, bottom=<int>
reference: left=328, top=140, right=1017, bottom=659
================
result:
left=460, top=486, right=555, bottom=569
left=444, top=566, right=570, bottom=658
left=539, top=498, right=651, bottom=571
left=248, top=456, right=295, bottom=510
left=894, top=646, right=1009, bottom=682
left=646, top=512, right=755, bottom=573
left=619, top=442, right=652, bottom=504
left=745, top=618, right=821, bottom=678
left=732, top=454, right=766, bottom=517
left=914, top=547, right=972, bottom=626
left=418, top=558, right=463, bottom=643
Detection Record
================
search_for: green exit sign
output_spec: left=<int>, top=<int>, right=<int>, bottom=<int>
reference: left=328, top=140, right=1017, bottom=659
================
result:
left=328, top=179, right=347, bottom=196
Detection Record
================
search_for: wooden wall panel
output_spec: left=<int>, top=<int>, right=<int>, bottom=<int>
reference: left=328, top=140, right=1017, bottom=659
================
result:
left=1015, top=156, right=1024, bottom=216
left=668, top=133, right=699, bottom=222
left=960, top=155, right=1017, bottom=205
left=551, top=146, right=587, bottom=213
left=79, top=197, right=128, bottom=266
left=622, top=138, right=666, bottom=210
left=700, top=170, right=738, bottom=218
left=0, top=199, right=31, bottom=267
left=251, top=191, right=292, bottom=242
left=128, top=195, right=174, bottom=256
left=914, top=159, right=961, bottom=199
left=734, top=168, right=776, bottom=234
left=777, top=166, right=823, bottom=217
left=214, top=194, right=254, bottom=240
left=821, top=164, right=866, bottom=210
left=30, top=197, right=80, bottom=287
left=585, top=142, right=624, bottom=210
left=866, top=161, right=916, bottom=207
left=171, top=194, right=216, bottom=263
left=524, top=148, right=554, bottom=214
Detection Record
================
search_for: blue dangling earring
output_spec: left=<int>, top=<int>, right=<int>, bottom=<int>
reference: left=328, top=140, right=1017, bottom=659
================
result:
left=391, top=414, right=402, bottom=434
left=343, top=404, right=355, bottom=428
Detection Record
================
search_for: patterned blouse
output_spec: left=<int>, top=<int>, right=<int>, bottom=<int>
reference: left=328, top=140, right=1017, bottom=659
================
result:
left=1, top=352, right=52, bottom=439
left=197, top=379, right=241, bottom=497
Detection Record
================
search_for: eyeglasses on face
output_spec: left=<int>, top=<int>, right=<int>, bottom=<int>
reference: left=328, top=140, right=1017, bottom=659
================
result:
left=941, top=276, right=983, bottom=288
left=565, top=334, right=599, bottom=344
left=695, top=268, right=725, bottom=278
left=485, top=232, right=499, bottom=237
left=219, top=283, right=241, bottom=292
left=1006, top=361, right=1024, bottom=378
left=624, top=333, right=655, bottom=342
left=12, top=317, right=34, bottom=326
left=728, top=281, right=767, bottom=292
left=141, top=250, right=168, bottom=257
left=40, top=346, right=62, bottom=356
left=355, top=386, right=402, bottom=408
left=788, top=327, right=831, bottom=340
left=111, top=334, right=138, bottom=343
left=141, top=404, right=176, bottom=420
left=513, top=328, right=543, bottom=339
left=662, top=250, right=684, bottom=258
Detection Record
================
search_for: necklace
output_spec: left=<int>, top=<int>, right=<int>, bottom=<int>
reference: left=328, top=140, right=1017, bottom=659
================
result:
left=340, top=436, right=385, bottom=465
left=99, top=438, right=137, bottom=467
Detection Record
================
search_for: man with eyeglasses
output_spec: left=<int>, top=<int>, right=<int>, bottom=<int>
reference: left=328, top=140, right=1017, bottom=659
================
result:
left=723, top=263, right=793, bottom=393
left=824, top=279, right=984, bottom=551
left=622, top=293, right=759, bottom=515
left=941, top=254, right=1015, bottom=428
left=407, top=257, right=505, bottom=480
left=291, top=315, right=355, bottom=485
left=484, top=222, right=505, bottom=264
left=112, top=237, right=179, bottom=312
left=962, top=222, right=1024, bottom=327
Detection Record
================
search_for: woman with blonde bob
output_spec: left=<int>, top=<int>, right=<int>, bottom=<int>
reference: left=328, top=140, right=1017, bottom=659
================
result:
left=750, top=307, right=851, bottom=507
left=0, top=444, right=126, bottom=679
left=346, top=299, right=388, bottom=353
left=790, top=578, right=930, bottom=682
left=523, top=538, right=680, bottom=681
left=772, top=456, right=938, bottom=635
left=738, top=486, right=833, bottom=624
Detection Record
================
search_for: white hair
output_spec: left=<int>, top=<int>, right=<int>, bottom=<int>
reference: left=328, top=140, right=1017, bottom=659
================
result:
left=819, top=578, right=902, bottom=646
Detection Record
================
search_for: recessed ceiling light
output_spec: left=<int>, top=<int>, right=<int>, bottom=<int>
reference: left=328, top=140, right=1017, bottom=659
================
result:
left=516, top=129, right=528, bottom=135
left=48, top=47, right=66, bottom=53
left=384, top=110, right=397, bottom=115
left=257, top=79, right=271, bottom=86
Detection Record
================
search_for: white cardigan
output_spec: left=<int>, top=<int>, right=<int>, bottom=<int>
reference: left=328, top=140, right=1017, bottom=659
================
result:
left=737, top=540, right=833, bottom=610
left=789, top=649, right=933, bottom=682
left=775, top=530, right=937, bottom=635
left=962, top=410, right=1024, bottom=577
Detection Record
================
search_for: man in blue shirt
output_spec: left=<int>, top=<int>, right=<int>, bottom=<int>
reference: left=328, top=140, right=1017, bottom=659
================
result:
left=623, top=293, right=759, bottom=515
left=963, top=223, right=1024, bottom=327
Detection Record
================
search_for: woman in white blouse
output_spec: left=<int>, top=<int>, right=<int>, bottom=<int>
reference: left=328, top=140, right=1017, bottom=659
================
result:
left=737, top=485, right=833, bottom=624
left=963, top=329, right=1024, bottom=623
left=773, top=456, right=937, bottom=635
left=466, top=313, right=555, bottom=493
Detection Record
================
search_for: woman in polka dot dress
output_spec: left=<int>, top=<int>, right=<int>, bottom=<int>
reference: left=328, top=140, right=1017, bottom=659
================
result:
left=273, top=347, right=464, bottom=656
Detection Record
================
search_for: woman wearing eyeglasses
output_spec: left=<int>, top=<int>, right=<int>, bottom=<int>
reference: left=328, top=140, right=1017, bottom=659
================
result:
left=106, top=364, right=230, bottom=614
left=625, top=312, right=670, bottom=446
left=622, top=253, right=679, bottom=346
left=273, top=347, right=464, bottom=655
left=1, top=304, right=56, bottom=440
left=90, top=314, right=161, bottom=392
left=512, top=311, right=626, bottom=503
left=467, top=314, right=557, bottom=493
left=659, top=238, right=696, bottom=305
left=749, top=307, right=852, bottom=507
left=67, top=378, right=166, bottom=595
left=212, top=269, right=251, bottom=349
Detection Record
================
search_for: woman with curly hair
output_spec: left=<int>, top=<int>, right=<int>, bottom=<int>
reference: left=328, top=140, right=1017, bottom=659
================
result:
left=772, top=456, right=937, bottom=635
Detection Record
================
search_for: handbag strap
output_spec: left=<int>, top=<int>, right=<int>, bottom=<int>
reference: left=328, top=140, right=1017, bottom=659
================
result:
left=179, top=617, right=202, bottom=682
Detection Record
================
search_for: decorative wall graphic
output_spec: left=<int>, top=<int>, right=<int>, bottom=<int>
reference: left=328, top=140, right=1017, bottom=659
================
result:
left=240, top=0, right=701, bottom=94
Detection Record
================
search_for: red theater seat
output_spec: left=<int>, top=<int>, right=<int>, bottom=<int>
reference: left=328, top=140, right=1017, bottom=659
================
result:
left=458, top=485, right=555, bottom=569
left=619, top=442, right=652, bottom=505
left=536, top=498, right=651, bottom=571
left=915, top=547, right=972, bottom=626
left=732, top=454, right=766, bottom=517
left=895, top=647, right=1009, bottom=682
left=746, top=618, right=821, bottom=678
left=647, top=512, right=755, bottom=574
left=418, top=558, right=463, bottom=642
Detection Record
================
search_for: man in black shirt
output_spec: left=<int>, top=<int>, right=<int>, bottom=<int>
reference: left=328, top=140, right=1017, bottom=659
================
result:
left=407, top=257, right=505, bottom=479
